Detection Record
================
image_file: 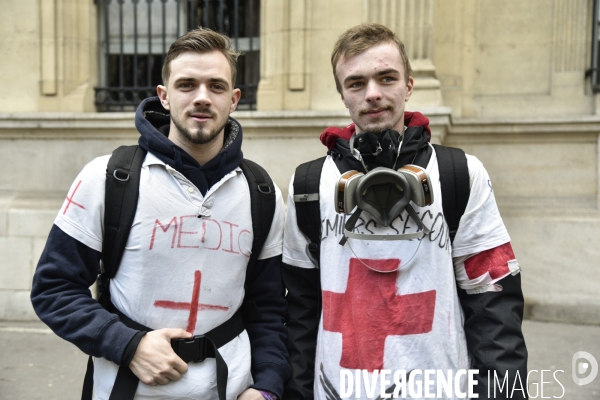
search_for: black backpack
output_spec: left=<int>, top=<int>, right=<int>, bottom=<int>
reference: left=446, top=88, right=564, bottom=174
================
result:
left=292, top=144, right=470, bottom=265
left=82, top=145, right=277, bottom=400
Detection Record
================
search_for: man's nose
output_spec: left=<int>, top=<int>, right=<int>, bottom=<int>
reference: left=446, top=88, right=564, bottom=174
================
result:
left=364, top=81, right=382, bottom=102
left=193, top=85, right=212, bottom=107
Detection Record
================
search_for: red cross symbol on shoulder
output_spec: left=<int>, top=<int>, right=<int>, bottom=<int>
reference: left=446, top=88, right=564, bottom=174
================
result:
left=154, top=270, right=229, bottom=334
left=464, top=243, right=514, bottom=280
left=322, top=258, right=436, bottom=371
left=63, top=180, right=86, bottom=215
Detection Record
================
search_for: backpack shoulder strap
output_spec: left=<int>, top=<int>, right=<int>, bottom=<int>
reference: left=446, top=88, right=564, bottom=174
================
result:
left=431, top=144, right=470, bottom=244
left=239, top=159, right=276, bottom=283
left=83, top=145, right=146, bottom=400
left=102, top=145, right=146, bottom=283
left=292, top=156, right=327, bottom=266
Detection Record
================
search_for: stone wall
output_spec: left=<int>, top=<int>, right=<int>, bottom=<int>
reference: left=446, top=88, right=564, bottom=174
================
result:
left=1, top=0, right=600, bottom=325
left=448, top=117, right=600, bottom=324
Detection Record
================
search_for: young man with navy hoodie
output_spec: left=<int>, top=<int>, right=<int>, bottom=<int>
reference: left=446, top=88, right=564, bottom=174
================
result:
left=282, top=23, right=527, bottom=399
left=31, top=28, right=289, bottom=400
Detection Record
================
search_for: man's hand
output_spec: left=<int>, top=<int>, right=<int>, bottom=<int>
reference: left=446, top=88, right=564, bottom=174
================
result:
left=238, top=388, right=266, bottom=400
left=129, top=328, right=192, bottom=386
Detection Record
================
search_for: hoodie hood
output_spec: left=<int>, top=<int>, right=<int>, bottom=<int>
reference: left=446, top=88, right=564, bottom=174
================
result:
left=135, top=96, right=244, bottom=195
left=321, top=111, right=433, bottom=172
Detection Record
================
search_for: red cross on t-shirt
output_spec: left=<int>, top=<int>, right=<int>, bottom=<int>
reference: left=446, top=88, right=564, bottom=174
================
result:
left=63, top=180, right=86, bottom=215
left=322, top=258, right=436, bottom=372
left=154, top=270, right=229, bottom=333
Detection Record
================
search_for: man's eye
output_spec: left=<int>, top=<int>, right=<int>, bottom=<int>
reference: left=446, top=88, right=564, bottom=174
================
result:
left=212, top=84, right=225, bottom=91
left=349, top=82, right=363, bottom=88
left=382, top=76, right=395, bottom=82
left=179, top=83, right=193, bottom=89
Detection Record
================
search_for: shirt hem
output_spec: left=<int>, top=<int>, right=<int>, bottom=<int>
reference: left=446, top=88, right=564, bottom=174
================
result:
left=54, top=218, right=103, bottom=253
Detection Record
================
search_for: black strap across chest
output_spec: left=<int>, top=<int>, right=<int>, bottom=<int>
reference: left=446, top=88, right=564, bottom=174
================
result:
left=431, top=144, right=470, bottom=243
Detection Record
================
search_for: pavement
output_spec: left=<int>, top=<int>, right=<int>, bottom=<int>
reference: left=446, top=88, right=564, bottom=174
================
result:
left=1, top=319, right=599, bottom=399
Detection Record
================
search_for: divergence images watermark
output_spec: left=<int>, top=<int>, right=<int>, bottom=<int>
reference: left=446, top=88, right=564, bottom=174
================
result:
left=336, top=352, right=598, bottom=399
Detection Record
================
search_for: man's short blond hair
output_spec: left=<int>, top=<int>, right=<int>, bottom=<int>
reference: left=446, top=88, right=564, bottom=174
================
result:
left=162, top=27, right=240, bottom=86
left=331, top=23, right=412, bottom=93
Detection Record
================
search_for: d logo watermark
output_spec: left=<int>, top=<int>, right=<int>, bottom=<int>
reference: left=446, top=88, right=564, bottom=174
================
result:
left=572, top=351, right=598, bottom=386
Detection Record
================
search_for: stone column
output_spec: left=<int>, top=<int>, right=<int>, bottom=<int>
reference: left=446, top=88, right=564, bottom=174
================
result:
left=257, top=0, right=312, bottom=111
left=38, top=0, right=97, bottom=112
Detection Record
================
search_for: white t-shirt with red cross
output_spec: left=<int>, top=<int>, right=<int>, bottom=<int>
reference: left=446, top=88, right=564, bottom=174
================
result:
left=55, top=152, right=285, bottom=400
left=283, top=145, right=520, bottom=399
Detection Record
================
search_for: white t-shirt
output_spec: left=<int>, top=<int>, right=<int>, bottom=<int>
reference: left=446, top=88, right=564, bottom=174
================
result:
left=283, top=145, right=517, bottom=400
left=55, top=152, right=285, bottom=400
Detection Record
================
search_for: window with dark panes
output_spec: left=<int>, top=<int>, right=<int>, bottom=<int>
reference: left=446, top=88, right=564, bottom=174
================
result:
left=95, top=0, right=260, bottom=111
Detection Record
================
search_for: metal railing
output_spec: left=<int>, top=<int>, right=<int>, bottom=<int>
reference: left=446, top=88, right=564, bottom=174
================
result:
left=94, top=0, right=260, bottom=111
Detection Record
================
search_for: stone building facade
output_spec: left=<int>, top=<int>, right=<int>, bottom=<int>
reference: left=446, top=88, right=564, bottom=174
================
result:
left=1, top=0, right=599, bottom=324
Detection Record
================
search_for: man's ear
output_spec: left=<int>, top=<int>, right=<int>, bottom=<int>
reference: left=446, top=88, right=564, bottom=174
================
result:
left=229, top=88, right=242, bottom=113
left=405, top=76, right=414, bottom=102
left=156, top=85, right=170, bottom=110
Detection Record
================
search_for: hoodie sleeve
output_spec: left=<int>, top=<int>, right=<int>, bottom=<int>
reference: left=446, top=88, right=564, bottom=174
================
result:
left=457, top=271, right=528, bottom=399
left=281, top=263, right=321, bottom=400
left=244, top=184, right=291, bottom=398
left=30, top=224, right=139, bottom=365
left=245, top=255, right=291, bottom=398
left=31, top=155, right=140, bottom=365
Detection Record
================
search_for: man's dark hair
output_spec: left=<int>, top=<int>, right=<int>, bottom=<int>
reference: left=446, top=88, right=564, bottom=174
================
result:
left=162, top=27, right=240, bottom=85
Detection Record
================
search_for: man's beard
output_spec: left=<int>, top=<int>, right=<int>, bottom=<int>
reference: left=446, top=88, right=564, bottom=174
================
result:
left=357, top=120, right=395, bottom=133
left=171, top=113, right=229, bottom=145
left=357, top=105, right=395, bottom=133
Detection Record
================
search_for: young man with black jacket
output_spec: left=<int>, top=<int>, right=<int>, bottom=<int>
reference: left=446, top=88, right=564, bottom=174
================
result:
left=282, top=23, right=527, bottom=400
left=31, top=28, right=289, bottom=400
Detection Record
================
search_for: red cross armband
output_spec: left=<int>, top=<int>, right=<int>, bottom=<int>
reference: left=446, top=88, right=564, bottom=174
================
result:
left=453, top=242, right=521, bottom=294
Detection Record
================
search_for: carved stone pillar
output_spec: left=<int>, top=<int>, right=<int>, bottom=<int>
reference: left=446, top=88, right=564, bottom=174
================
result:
left=37, top=0, right=97, bottom=112
left=257, top=0, right=311, bottom=111
left=366, top=0, right=443, bottom=107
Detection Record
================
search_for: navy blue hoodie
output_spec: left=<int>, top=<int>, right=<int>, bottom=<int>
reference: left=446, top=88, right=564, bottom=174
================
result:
left=31, top=97, right=290, bottom=398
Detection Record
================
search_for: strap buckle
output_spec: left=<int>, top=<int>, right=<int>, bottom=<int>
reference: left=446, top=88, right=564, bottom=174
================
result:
left=257, top=183, right=273, bottom=194
left=113, top=169, right=130, bottom=182
left=171, top=335, right=209, bottom=363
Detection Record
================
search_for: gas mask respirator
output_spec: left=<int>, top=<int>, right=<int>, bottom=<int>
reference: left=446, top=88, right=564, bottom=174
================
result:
left=335, top=130, right=434, bottom=246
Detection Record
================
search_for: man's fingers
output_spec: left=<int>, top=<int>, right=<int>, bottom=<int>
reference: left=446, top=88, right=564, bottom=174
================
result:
left=157, top=328, right=191, bottom=375
left=166, top=365, right=185, bottom=382
left=130, top=328, right=193, bottom=385
left=172, top=357, right=189, bottom=375
left=150, top=328, right=190, bottom=378
left=141, top=363, right=185, bottom=385
left=162, top=328, right=192, bottom=340
left=154, top=375, right=171, bottom=385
